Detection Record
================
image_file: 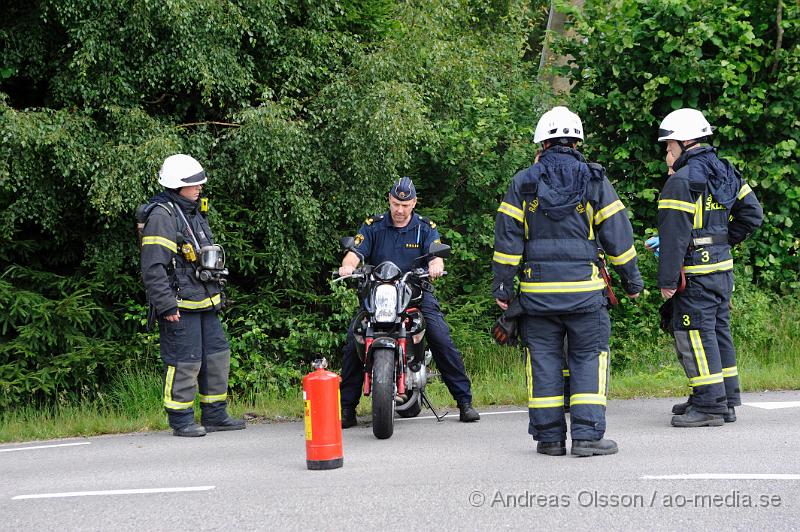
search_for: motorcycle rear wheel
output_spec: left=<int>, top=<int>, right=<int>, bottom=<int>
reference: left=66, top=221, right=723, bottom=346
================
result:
left=371, top=347, right=396, bottom=439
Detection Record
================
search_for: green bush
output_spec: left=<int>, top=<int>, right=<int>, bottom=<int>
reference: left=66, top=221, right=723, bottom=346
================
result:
left=0, top=0, right=795, bottom=407
left=556, top=0, right=799, bottom=292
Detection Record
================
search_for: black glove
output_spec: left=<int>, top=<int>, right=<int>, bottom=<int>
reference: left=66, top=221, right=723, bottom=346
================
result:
left=659, top=298, right=674, bottom=335
left=492, top=314, right=518, bottom=346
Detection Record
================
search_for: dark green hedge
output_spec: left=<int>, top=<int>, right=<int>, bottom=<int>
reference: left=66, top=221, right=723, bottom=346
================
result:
left=1, top=0, right=795, bottom=407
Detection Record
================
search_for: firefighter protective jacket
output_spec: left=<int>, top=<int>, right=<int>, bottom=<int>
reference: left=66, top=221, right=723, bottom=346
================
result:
left=657, top=146, right=763, bottom=288
left=493, top=147, right=643, bottom=315
left=141, top=191, right=223, bottom=316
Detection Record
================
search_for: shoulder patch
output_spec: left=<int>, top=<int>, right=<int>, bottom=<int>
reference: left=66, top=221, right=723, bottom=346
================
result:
left=364, top=214, right=384, bottom=226
left=418, top=216, right=436, bottom=229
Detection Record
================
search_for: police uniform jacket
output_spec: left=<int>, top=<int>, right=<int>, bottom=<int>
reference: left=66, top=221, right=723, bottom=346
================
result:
left=493, top=147, right=643, bottom=315
left=657, top=146, right=763, bottom=288
left=141, top=191, right=223, bottom=316
left=353, top=211, right=440, bottom=272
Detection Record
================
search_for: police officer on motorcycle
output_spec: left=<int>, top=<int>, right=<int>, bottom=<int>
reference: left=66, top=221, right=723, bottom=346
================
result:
left=493, top=107, right=643, bottom=456
left=338, top=177, right=480, bottom=427
left=653, top=108, right=763, bottom=427
left=140, top=154, right=245, bottom=437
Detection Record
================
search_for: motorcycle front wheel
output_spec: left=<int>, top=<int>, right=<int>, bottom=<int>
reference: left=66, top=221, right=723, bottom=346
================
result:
left=371, top=347, right=396, bottom=439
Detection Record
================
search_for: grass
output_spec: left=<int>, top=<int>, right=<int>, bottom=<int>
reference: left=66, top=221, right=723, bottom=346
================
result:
left=2, top=288, right=798, bottom=443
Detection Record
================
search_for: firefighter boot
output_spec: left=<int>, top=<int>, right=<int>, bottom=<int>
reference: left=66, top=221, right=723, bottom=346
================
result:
left=203, top=416, right=246, bottom=432
left=457, top=401, right=480, bottom=422
left=671, top=395, right=693, bottom=415
left=341, top=407, right=357, bottom=428
left=723, top=407, right=736, bottom=423
left=671, top=409, right=724, bottom=427
left=173, top=422, right=207, bottom=438
left=537, top=441, right=567, bottom=456
left=571, top=438, right=618, bottom=457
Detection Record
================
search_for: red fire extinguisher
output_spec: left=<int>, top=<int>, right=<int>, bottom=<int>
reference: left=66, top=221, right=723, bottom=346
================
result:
left=303, top=358, right=343, bottom=470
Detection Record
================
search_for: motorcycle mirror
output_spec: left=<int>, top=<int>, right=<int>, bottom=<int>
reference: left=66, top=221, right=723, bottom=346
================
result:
left=340, top=236, right=355, bottom=251
left=428, top=242, right=451, bottom=259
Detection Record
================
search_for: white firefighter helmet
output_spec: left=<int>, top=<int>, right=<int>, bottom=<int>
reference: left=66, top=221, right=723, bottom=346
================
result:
left=657, top=108, right=714, bottom=142
left=158, top=154, right=207, bottom=189
left=533, top=106, right=584, bottom=143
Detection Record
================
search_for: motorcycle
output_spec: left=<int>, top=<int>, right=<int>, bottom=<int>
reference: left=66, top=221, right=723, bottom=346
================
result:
left=334, top=237, right=451, bottom=439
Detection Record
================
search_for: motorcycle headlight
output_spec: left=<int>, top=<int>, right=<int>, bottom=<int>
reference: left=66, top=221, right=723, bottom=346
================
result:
left=374, top=284, right=398, bottom=323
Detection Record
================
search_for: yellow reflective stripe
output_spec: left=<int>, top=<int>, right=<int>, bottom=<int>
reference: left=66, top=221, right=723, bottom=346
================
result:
left=598, top=351, right=609, bottom=395
left=521, top=264, right=604, bottom=293
left=607, top=245, right=637, bottom=266
left=142, top=236, right=178, bottom=253
left=658, top=199, right=696, bottom=213
left=689, top=373, right=724, bottom=387
left=163, top=366, right=193, bottom=410
left=178, top=293, right=222, bottom=310
left=164, top=399, right=194, bottom=410
left=570, top=393, right=607, bottom=406
left=684, top=259, right=734, bottom=274
left=689, top=330, right=710, bottom=376
left=493, top=251, right=522, bottom=266
left=722, top=366, right=738, bottom=378
left=529, top=396, right=565, bottom=409
left=586, top=203, right=595, bottom=240
left=562, top=369, right=570, bottom=377
left=523, top=200, right=529, bottom=240
left=737, top=183, right=753, bottom=200
left=521, top=279, right=606, bottom=293
left=525, top=348, right=534, bottom=404
left=594, top=200, right=624, bottom=224
left=693, top=195, right=703, bottom=229
left=199, top=393, right=227, bottom=403
left=498, top=202, right=524, bottom=223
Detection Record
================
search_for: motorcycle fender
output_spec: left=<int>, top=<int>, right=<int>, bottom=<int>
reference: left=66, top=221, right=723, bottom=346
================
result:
left=368, top=337, right=397, bottom=353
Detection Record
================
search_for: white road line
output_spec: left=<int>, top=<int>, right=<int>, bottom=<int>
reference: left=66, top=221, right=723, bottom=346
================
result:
left=743, top=401, right=800, bottom=410
left=396, top=409, right=527, bottom=421
left=0, top=442, right=91, bottom=453
left=13, top=486, right=216, bottom=500
left=642, top=474, right=800, bottom=480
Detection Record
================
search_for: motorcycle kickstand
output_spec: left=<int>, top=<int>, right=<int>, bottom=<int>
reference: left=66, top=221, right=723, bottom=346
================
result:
left=420, top=390, right=448, bottom=422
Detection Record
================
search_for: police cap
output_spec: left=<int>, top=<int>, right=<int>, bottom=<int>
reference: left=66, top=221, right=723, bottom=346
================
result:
left=389, top=177, right=417, bottom=201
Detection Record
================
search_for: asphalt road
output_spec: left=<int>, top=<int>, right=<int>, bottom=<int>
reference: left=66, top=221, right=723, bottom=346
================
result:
left=2, top=391, right=799, bottom=530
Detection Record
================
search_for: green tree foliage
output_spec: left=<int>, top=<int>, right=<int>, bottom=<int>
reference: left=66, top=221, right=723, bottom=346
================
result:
left=0, top=0, right=795, bottom=407
left=555, top=0, right=799, bottom=291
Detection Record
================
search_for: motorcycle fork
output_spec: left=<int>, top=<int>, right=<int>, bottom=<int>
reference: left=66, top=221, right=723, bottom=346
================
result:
left=397, top=323, right=408, bottom=396
left=363, top=337, right=374, bottom=396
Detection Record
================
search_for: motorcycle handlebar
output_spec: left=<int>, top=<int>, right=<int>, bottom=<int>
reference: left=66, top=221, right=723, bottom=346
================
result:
left=332, top=268, right=446, bottom=283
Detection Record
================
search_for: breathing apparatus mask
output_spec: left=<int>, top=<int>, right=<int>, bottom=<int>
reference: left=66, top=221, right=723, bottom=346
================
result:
left=196, top=244, right=229, bottom=286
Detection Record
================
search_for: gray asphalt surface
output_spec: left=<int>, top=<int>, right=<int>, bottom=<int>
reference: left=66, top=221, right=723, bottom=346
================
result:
left=1, top=391, right=799, bottom=531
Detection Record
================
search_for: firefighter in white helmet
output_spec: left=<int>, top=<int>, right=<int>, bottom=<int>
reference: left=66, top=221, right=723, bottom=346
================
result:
left=650, top=108, right=763, bottom=427
left=493, top=107, right=643, bottom=456
left=139, top=154, right=245, bottom=437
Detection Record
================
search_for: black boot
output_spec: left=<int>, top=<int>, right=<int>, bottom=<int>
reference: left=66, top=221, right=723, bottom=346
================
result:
left=202, top=416, right=246, bottom=432
left=723, top=407, right=736, bottom=423
left=571, top=438, right=618, bottom=457
left=671, top=395, right=693, bottom=415
left=341, top=407, right=357, bottom=428
left=671, top=409, right=724, bottom=427
left=537, top=441, right=566, bottom=456
left=173, top=422, right=207, bottom=437
left=457, top=401, right=480, bottom=422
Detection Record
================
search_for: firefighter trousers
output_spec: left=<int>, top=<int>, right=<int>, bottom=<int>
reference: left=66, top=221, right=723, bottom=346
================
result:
left=159, top=311, right=231, bottom=428
left=520, top=308, right=611, bottom=442
left=671, top=271, right=739, bottom=413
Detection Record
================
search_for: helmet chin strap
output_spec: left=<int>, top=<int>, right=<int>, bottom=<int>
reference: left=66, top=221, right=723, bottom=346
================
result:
left=677, top=139, right=699, bottom=154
